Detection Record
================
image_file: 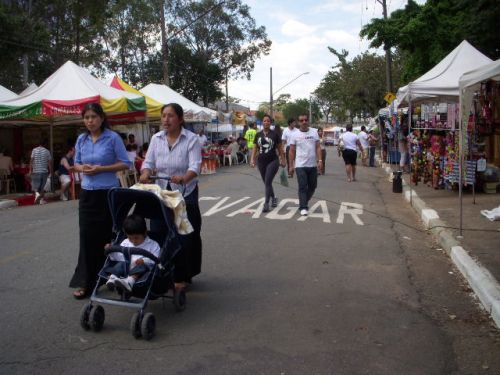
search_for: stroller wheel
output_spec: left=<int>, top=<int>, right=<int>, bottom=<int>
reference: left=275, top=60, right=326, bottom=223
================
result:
left=141, top=313, right=156, bottom=341
left=89, top=305, right=105, bottom=332
left=173, top=289, right=187, bottom=312
left=80, top=303, right=92, bottom=330
left=130, top=312, right=142, bottom=339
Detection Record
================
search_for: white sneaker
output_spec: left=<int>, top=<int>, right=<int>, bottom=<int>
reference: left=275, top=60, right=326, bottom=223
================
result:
left=34, top=192, right=41, bottom=204
left=300, top=209, right=308, bottom=216
left=39, top=198, right=48, bottom=205
left=114, top=277, right=135, bottom=292
left=106, top=274, right=118, bottom=291
left=60, top=194, right=68, bottom=201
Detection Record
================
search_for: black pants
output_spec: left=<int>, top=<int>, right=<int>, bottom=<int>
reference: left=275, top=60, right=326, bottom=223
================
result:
left=295, top=167, right=318, bottom=210
left=175, top=186, right=202, bottom=283
left=69, top=189, right=112, bottom=290
left=257, top=157, right=279, bottom=204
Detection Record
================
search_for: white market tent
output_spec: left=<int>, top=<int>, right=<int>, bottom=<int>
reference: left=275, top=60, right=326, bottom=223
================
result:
left=0, top=60, right=146, bottom=125
left=141, top=83, right=216, bottom=122
left=0, top=85, right=17, bottom=101
left=396, top=40, right=493, bottom=106
left=19, top=82, right=38, bottom=96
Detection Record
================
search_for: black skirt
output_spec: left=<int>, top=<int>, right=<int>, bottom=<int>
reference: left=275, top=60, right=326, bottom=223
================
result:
left=174, top=186, right=202, bottom=283
left=69, top=189, right=113, bottom=290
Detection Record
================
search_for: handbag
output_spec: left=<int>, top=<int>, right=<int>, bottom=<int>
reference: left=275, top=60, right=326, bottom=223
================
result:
left=279, top=167, right=289, bottom=187
left=338, top=137, right=345, bottom=152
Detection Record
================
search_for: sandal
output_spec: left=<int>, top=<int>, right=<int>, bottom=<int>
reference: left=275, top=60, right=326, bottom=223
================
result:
left=73, top=288, right=88, bottom=299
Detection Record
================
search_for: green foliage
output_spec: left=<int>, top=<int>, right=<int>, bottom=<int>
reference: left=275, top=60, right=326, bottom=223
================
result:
left=282, top=98, right=320, bottom=124
left=0, top=0, right=269, bottom=106
left=360, top=0, right=500, bottom=84
left=314, top=49, right=402, bottom=122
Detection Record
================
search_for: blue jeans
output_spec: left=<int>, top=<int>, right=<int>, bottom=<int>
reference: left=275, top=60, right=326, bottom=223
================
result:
left=369, top=146, right=376, bottom=167
left=295, top=167, right=318, bottom=210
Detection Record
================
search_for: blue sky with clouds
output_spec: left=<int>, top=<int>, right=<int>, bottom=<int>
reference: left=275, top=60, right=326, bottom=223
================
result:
left=228, top=0, right=426, bottom=110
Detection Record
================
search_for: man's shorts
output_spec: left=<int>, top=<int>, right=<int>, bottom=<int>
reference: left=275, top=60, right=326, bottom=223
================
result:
left=31, top=173, right=48, bottom=192
left=59, top=174, right=71, bottom=186
left=342, top=149, right=357, bottom=165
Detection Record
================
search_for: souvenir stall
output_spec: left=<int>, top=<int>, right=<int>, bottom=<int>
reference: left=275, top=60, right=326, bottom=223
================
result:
left=459, top=60, right=500, bottom=190
left=397, top=40, right=492, bottom=192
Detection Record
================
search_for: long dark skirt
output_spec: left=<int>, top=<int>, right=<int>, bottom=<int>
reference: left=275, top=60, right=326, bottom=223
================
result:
left=174, top=186, right=202, bottom=283
left=69, top=189, right=113, bottom=290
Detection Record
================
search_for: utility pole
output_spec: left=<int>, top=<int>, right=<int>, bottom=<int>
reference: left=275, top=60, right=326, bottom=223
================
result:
left=160, top=0, right=170, bottom=86
left=377, top=0, right=393, bottom=93
left=22, top=0, right=33, bottom=88
left=270, top=67, right=273, bottom=118
left=309, top=95, right=312, bottom=124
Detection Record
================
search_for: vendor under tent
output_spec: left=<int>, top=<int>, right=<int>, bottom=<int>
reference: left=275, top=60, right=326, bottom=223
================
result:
left=140, top=83, right=216, bottom=122
left=0, top=60, right=146, bottom=185
left=0, top=85, right=17, bottom=101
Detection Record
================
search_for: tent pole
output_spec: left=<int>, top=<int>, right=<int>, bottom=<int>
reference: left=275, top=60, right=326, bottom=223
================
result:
left=408, top=87, right=413, bottom=205
left=458, top=89, right=464, bottom=237
left=49, top=119, right=54, bottom=192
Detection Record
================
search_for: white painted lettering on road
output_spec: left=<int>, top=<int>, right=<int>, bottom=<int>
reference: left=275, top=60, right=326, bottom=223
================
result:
left=199, top=196, right=221, bottom=201
left=265, top=199, right=299, bottom=220
left=203, top=196, right=250, bottom=217
left=227, top=198, right=265, bottom=219
left=297, top=200, right=331, bottom=223
left=336, top=202, right=364, bottom=225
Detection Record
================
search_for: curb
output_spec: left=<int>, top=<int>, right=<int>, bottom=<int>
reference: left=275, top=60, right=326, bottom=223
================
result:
left=382, top=163, right=500, bottom=328
left=0, top=199, right=18, bottom=209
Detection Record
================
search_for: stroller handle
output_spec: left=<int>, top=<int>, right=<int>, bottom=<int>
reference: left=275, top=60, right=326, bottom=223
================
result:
left=149, top=175, right=186, bottom=196
left=105, top=245, right=160, bottom=264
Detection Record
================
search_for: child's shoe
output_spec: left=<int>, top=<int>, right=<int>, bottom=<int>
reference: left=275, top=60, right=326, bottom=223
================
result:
left=114, top=276, right=135, bottom=292
left=106, top=274, right=118, bottom=291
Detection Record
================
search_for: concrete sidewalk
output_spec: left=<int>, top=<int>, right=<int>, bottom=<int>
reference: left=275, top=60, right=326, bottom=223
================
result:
left=382, top=163, right=500, bottom=328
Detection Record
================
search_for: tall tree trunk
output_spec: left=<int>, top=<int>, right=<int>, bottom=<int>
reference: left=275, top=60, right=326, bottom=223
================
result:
left=160, top=0, right=169, bottom=85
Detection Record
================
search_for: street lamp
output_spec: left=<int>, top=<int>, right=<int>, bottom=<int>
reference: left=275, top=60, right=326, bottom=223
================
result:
left=270, top=69, right=310, bottom=118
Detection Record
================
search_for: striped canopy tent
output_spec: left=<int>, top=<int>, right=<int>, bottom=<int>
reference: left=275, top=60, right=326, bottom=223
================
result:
left=141, top=83, right=215, bottom=122
left=0, top=61, right=146, bottom=125
left=109, top=76, right=162, bottom=118
left=0, top=84, right=17, bottom=101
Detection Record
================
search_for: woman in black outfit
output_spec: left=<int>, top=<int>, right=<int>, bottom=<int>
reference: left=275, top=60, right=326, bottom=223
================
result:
left=250, top=114, right=286, bottom=212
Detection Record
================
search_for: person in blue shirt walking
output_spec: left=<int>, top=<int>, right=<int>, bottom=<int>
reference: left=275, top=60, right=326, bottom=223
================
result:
left=69, top=103, right=131, bottom=299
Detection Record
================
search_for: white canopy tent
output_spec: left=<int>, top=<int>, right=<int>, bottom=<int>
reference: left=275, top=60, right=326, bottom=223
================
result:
left=140, top=83, right=216, bottom=122
left=0, top=85, right=17, bottom=101
left=19, top=83, right=38, bottom=96
left=397, top=41, right=493, bottom=106
left=457, top=59, right=500, bottom=235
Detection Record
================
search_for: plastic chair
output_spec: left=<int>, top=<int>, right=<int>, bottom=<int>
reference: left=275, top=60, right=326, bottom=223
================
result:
left=230, top=144, right=239, bottom=165
left=0, top=169, right=16, bottom=194
left=223, top=148, right=233, bottom=166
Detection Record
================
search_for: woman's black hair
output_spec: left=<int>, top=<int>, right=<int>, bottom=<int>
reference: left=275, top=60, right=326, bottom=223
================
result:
left=262, top=114, right=273, bottom=122
left=82, top=102, right=109, bottom=130
left=161, top=103, right=185, bottom=127
left=346, top=124, right=353, bottom=131
left=123, top=214, right=147, bottom=235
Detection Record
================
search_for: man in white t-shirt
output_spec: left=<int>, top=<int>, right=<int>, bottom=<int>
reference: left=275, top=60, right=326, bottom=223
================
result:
left=289, top=114, right=322, bottom=216
left=357, top=125, right=369, bottom=166
left=198, top=129, right=208, bottom=146
left=281, top=118, right=298, bottom=177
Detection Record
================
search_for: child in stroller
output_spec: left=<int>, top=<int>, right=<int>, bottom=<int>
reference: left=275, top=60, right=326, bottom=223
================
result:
left=105, top=214, right=160, bottom=292
left=79, top=187, right=186, bottom=340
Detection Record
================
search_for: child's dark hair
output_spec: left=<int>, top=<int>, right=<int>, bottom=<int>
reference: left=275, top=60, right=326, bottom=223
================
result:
left=123, top=214, right=147, bottom=235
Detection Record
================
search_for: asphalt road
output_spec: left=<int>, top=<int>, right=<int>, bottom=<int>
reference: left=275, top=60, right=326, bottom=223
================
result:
left=0, top=149, right=498, bottom=375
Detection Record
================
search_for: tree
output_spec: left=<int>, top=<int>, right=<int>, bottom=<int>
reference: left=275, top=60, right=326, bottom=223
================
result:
left=282, top=98, right=320, bottom=124
left=360, top=0, right=500, bottom=84
left=169, top=0, right=271, bottom=105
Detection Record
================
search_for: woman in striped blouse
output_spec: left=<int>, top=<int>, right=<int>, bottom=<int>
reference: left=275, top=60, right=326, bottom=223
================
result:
left=140, top=103, right=202, bottom=292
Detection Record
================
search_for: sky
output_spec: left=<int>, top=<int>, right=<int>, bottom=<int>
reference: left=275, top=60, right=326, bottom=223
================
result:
left=228, top=0, right=426, bottom=110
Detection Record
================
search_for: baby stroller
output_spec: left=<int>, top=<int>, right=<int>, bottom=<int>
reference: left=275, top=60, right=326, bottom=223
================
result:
left=79, top=186, right=186, bottom=340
